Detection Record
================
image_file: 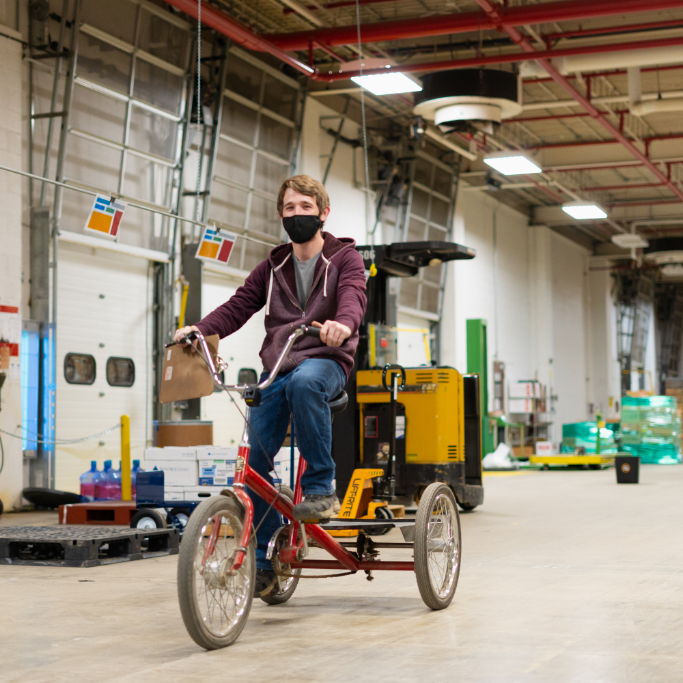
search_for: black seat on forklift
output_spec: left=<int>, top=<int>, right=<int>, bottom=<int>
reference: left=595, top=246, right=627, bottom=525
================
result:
left=328, top=391, right=348, bottom=414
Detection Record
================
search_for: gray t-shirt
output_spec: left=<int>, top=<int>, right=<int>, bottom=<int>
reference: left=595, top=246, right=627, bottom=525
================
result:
left=293, top=250, right=321, bottom=310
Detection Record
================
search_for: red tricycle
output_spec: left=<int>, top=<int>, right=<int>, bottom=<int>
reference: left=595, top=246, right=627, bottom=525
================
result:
left=176, top=327, right=462, bottom=650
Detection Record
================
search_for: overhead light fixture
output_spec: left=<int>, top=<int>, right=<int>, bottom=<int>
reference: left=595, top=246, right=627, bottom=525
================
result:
left=562, top=202, right=607, bottom=220
left=483, top=152, right=542, bottom=175
left=351, top=72, right=422, bottom=96
left=341, top=58, right=422, bottom=96
left=611, top=233, right=648, bottom=249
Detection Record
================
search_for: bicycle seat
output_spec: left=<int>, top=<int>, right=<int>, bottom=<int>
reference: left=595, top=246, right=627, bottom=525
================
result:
left=328, top=390, right=348, bottom=414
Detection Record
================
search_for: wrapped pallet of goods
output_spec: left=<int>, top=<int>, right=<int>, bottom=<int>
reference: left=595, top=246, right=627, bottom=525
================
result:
left=618, top=396, right=682, bottom=465
left=560, top=422, right=619, bottom=454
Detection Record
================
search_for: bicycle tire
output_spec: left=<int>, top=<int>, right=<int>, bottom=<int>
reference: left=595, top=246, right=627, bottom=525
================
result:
left=414, top=482, right=461, bottom=610
left=177, top=494, right=255, bottom=649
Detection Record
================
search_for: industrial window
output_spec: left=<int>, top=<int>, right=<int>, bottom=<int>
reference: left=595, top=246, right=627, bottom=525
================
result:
left=207, top=48, right=304, bottom=271
left=33, top=0, right=191, bottom=253
left=106, top=357, right=135, bottom=387
left=398, top=146, right=457, bottom=317
left=64, top=353, right=96, bottom=385
left=237, top=368, right=258, bottom=384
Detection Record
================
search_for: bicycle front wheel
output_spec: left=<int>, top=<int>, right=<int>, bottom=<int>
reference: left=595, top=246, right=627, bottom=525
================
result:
left=177, top=494, right=255, bottom=649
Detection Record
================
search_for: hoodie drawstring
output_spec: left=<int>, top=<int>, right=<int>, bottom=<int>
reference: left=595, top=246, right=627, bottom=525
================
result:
left=266, top=253, right=291, bottom=316
left=321, top=254, right=331, bottom=298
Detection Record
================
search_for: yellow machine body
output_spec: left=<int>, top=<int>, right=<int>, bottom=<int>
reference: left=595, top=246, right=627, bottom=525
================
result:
left=330, top=468, right=387, bottom=537
left=356, top=367, right=466, bottom=465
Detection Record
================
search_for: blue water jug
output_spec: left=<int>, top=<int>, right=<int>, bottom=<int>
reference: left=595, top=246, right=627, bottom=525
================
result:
left=79, top=461, right=100, bottom=502
left=95, top=460, right=113, bottom=501
left=131, top=460, right=144, bottom=499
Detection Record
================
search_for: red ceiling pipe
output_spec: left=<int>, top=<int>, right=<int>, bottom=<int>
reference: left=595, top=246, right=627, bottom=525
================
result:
left=321, top=34, right=683, bottom=80
left=607, top=199, right=681, bottom=207
left=525, top=133, right=683, bottom=151
left=582, top=182, right=665, bottom=191
left=545, top=159, right=683, bottom=172
left=525, top=63, right=683, bottom=84
left=159, top=0, right=315, bottom=77
left=266, top=0, right=683, bottom=50
left=473, top=0, right=683, bottom=204
left=506, top=112, right=593, bottom=123
left=284, top=0, right=399, bottom=14
left=542, top=17, right=683, bottom=42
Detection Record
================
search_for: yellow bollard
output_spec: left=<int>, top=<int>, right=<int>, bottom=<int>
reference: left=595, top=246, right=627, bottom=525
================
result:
left=121, top=415, right=132, bottom=501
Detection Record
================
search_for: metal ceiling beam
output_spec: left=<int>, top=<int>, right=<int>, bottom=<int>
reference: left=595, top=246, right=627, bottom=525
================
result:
left=545, top=157, right=683, bottom=173
left=321, top=34, right=683, bottom=80
left=266, top=0, right=683, bottom=50
left=525, top=63, right=683, bottom=84
left=473, top=0, right=683, bottom=204
left=524, top=133, right=683, bottom=151
left=160, top=0, right=315, bottom=76
left=542, top=17, right=683, bottom=43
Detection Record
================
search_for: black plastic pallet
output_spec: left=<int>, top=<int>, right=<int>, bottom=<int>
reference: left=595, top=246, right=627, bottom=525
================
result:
left=0, top=526, right=179, bottom=568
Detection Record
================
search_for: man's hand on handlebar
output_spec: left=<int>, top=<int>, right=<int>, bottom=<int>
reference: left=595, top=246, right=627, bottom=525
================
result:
left=173, top=325, right=200, bottom=349
left=311, top=320, right=351, bottom=348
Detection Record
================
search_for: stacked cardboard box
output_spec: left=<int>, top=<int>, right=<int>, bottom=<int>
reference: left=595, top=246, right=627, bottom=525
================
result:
left=142, top=446, right=301, bottom=500
left=618, top=396, right=681, bottom=464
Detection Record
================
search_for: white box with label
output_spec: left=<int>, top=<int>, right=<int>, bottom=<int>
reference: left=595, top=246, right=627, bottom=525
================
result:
left=195, top=446, right=238, bottom=460
left=144, top=447, right=197, bottom=462
left=535, top=441, right=553, bottom=456
left=198, top=459, right=236, bottom=486
left=148, top=460, right=198, bottom=487
left=508, top=398, right=534, bottom=414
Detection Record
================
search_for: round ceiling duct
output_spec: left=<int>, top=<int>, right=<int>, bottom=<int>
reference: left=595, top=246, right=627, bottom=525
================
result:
left=413, top=69, right=522, bottom=136
left=643, top=238, right=683, bottom=265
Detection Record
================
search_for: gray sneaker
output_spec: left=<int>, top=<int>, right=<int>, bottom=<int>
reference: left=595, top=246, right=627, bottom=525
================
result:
left=292, top=493, right=341, bottom=521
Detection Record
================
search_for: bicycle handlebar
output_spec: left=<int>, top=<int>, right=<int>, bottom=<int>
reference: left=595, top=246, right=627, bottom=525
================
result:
left=181, top=325, right=321, bottom=396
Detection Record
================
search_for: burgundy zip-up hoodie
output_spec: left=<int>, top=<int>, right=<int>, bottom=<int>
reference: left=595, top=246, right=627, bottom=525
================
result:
left=196, top=232, right=367, bottom=379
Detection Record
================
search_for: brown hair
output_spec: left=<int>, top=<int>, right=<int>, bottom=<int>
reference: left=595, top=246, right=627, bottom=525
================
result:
left=277, top=175, right=330, bottom=217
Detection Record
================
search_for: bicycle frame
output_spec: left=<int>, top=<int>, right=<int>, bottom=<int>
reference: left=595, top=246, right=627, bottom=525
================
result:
left=189, top=329, right=414, bottom=576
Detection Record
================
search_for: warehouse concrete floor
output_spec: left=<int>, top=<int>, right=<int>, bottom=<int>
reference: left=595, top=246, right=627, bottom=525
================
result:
left=2, top=464, right=682, bottom=683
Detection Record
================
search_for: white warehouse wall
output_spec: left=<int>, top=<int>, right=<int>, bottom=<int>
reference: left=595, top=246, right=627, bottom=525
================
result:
left=443, top=190, right=534, bottom=385
left=442, top=188, right=607, bottom=446
left=0, top=27, right=24, bottom=510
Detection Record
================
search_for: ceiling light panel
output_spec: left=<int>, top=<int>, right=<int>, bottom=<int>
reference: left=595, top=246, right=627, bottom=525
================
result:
left=483, top=154, right=542, bottom=175
left=562, top=203, right=607, bottom=220
left=351, top=73, right=422, bottom=96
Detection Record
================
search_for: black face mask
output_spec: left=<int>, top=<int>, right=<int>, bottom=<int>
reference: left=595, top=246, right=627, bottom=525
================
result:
left=282, top=214, right=321, bottom=244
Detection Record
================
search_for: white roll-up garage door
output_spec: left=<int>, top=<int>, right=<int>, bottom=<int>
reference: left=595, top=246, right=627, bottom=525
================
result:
left=55, top=243, right=152, bottom=493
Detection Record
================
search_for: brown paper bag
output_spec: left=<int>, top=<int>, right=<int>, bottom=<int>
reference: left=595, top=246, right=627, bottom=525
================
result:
left=159, top=335, right=220, bottom=403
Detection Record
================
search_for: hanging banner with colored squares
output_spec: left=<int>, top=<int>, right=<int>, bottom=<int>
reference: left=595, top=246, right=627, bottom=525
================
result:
left=196, top=226, right=237, bottom=266
left=84, top=194, right=127, bottom=240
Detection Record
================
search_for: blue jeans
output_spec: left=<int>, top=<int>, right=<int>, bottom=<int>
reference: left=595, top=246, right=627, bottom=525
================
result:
left=245, top=358, right=346, bottom=570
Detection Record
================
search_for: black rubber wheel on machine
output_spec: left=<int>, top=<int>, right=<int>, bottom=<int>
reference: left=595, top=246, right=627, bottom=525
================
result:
left=169, top=507, right=192, bottom=530
left=458, top=503, right=478, bottom=512
left=414, top=482, right=461, bottom=610
left=130, top=508, right=166, bottom=529
left=261, top=483, right=300, bottom=605
left=177, top=494, right=255, bottom=649
left=369, top=505, right=394, bottom=536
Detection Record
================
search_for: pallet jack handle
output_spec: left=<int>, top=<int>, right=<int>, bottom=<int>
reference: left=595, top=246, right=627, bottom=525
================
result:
left=381, top=364, right=406, bottom=499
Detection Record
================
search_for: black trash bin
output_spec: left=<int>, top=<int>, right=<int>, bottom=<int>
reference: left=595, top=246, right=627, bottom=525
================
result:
left=615, top=455, right=640, bottom=484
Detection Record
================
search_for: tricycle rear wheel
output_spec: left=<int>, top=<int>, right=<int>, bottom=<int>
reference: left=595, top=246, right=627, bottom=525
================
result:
left=414, top=482, right=461, bottom=610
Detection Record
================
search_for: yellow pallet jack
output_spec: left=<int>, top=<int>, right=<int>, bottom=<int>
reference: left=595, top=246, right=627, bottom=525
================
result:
left=330, top=367, right=406, bottom=537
